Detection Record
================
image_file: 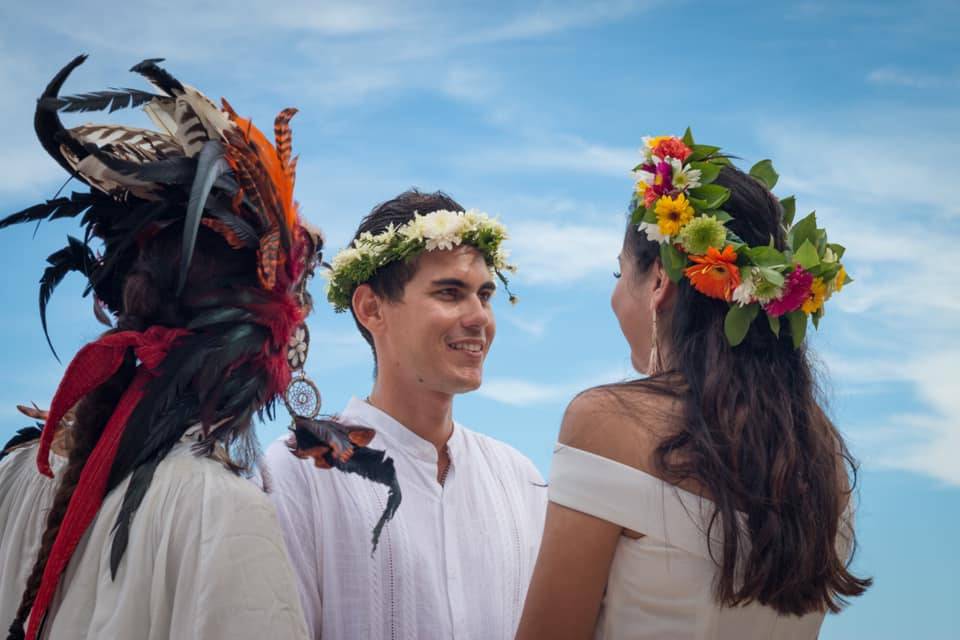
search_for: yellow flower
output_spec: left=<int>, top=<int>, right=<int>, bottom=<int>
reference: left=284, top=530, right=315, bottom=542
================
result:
left=655, top=193, right=695, bottom=236
left=634, top=179, right=648, bottom=199
left=834, top=265, right=847, bottom=293
left=645, top=135, right=672, bottom=149
left=801, top=277, right=827, bottom=314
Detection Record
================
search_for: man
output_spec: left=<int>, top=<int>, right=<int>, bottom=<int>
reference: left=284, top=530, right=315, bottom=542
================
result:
left=266, top=190, right=547, bottom=640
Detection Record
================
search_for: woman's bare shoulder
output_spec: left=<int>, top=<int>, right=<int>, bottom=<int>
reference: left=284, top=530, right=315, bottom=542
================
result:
left=558, top=381, right=682, bottom=475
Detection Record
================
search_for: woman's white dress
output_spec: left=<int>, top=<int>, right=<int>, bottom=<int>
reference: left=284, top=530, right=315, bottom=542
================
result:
left=0, top=435, right=310, bottom=640
left=549, top=444, right=832, bottom=639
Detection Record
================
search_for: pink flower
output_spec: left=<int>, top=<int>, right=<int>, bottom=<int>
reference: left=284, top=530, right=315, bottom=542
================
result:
left=764, top=267, right=814, bottom=317
left=652, top=160, right=674, bottom=195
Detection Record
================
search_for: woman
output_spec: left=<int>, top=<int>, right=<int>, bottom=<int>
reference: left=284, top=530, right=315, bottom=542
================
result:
left=517, top=133, right=870, bottom=639
left=0, top=56, right=395, bottom=640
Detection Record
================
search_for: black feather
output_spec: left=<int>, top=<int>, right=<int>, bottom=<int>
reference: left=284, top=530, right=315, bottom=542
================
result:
left=186, top=307, right=256, bottom=330
left=39, top=236, right=98, bottom=361
left=178, top=140, right=228, bottom=295
left=332, top=447, right=401, bottom=551
left=0, top=192, right=96, bottom=230
left=134, top=156, right=196, bottom=184
left=0, top=426, right=43, bottom=463
left=129, top=58, right=184, bottom=96
left=35, top=55, right=91, bottom=177
left=208, top=208, right=259, bottom=248
left=40, top=88, right=164, bottom=114
left=109, top=456, right=161, bottom=578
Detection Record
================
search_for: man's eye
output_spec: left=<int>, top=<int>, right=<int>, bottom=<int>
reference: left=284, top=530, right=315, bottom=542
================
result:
left=479, top=290, right=494, bottom=303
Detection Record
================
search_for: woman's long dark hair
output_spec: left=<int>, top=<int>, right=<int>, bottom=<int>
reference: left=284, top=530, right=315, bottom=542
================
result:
left=7, top=226, right=261, bottom=640
left=618, top=165, right=871, bottom=616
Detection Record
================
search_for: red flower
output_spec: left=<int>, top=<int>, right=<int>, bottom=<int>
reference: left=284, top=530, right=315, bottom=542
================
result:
left=652, top=137, right=693, bottom=162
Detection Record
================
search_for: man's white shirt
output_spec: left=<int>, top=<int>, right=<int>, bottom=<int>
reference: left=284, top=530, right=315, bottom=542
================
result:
left=266, top=397, right=548, bottom=640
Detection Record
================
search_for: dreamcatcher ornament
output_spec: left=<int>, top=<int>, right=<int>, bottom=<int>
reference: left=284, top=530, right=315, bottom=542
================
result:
left=281, top=319, right=402, bottom=549
left=283, top=323, right=321, bottom=419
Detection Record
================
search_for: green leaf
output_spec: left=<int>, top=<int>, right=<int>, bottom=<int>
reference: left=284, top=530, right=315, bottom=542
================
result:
left=688, top=184, right=730, bottom=209
left=690, top=160, right=721, bottom=184
left=793, top=239, right=820, bottom=269
left=659, top=242, right=687, bottom=283
left=757, top=266, right=785, bottom=287
left=788, top=211, right=818, bottom=252
left=767, top=313, right=781, bottom=337
left=749, top=159, right=779, bottom=190
left=787, top=310, right=807, bottom=348
left=748, top=246, right=787, bottom=267
left=682, top=127, right=695, bottom=146
left=642, top=206, right=658, bottom=224
left=688, top=145, right=722, bottom=162
left=811, top=311, right=821, bottom=329
left=779, top=196, right=797, bottom=226
left=828, top=243, right=846, bottom=260
left=630, top=206, right=644, bottom=226
left=818, top=263, right=841, bottom=282
left=724, top=303, right=760, bottom=347
left=712, top=209, right=733, bottom=222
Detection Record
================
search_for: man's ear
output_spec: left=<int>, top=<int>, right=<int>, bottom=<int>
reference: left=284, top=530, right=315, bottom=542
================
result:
left=353, top=283, right=385, bottom=336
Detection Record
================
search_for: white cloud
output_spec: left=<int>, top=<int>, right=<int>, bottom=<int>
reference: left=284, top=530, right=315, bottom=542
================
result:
left=839, top=349, right=960, bottom=486
left=479, top=365, right=636, bottom=407
left=509, top=219, right=624, bottom=284
left=759, top=109, right=960, bottom=486
left=867, top=67, right=960, bottom=89
left=461, top=137, right=637, bottom=177
left=478, top=377, right=571, bottom=406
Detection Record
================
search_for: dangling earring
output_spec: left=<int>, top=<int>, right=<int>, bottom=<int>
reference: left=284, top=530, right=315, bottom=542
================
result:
left=284, top=323, right=322, bottom=420
left=647, top=308, right=662, bottom=375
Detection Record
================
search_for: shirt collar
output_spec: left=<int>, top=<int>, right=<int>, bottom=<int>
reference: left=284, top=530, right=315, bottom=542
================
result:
left=339, top=396, right=464, bottom=465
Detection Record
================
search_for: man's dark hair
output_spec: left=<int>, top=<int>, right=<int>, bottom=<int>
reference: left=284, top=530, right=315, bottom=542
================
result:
left=348, top=189, right=465, bottom=363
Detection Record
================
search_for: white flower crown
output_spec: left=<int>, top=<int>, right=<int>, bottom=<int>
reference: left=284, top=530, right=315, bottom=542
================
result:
left=327, top=209, right=516, bottom=312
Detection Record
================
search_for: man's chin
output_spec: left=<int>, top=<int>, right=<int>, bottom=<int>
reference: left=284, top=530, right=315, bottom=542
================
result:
left=446, top=370, right=483, bottom=394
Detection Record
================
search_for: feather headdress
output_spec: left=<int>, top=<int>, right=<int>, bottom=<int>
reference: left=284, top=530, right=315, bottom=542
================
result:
left=1, top=56, right=399, bottom=640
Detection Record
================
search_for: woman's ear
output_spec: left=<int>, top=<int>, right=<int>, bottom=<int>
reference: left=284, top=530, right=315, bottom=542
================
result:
left=650, top=258, right=677, bottom=312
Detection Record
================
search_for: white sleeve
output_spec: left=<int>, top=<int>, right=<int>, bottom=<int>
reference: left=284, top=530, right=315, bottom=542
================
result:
left=264, top=439, right=324, bottom=639
left=163, top=470, right=311, bottom=640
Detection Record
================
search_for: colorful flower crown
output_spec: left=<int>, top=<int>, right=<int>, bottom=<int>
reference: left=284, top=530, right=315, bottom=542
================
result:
left=327, top=209, right=516, bottom=312
left=631, top=129, right=850, bottom=347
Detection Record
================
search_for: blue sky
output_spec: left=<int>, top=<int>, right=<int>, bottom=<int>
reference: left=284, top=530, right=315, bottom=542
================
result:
left=1, top=1, right=958, bottom=636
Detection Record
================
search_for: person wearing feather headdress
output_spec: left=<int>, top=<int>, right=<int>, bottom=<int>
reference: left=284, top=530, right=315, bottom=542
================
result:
left=0, top=55, right=399, bottom=640
left=265, top=190, right=548, bottom=640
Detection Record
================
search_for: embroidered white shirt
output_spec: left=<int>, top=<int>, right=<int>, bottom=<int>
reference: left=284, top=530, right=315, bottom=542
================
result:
left=265, top=397, right=547, bottom=640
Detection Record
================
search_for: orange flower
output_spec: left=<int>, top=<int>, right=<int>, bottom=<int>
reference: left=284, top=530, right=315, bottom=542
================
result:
left=652, top=137, right=693, bottom=162
left=684, top=245, right=741, bottom=301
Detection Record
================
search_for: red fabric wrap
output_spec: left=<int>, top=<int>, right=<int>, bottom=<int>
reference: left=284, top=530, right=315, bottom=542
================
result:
left=26, top=326, right=189, bottom=640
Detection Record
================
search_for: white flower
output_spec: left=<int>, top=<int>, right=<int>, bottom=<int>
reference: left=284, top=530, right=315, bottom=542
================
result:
left=640, top=137, right=657, bottom=162
left=492, top=246, right=511, bottom=270
left=330, top=247, right=362, bottom=272
left=421, top=210, right=467, bottom=251
left=732, top=279, right=756, bottom=307
left=399, top=213, right=428, bottom=242
left=637, top=221, right=668, bottom=244
left=669, top=157, right=702, bottom=192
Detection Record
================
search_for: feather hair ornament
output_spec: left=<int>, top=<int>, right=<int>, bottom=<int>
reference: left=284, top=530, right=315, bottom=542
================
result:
left=1, top=56, right=400, bottom=640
